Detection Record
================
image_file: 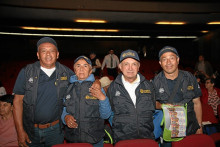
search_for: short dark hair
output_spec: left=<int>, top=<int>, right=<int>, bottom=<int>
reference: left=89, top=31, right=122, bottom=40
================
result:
left=0, top=94, right=14, bottom=105
left=206, top=78, right=215, bottom=85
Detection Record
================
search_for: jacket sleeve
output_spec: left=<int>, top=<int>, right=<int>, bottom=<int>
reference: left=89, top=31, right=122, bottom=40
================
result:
left=99, top=88, right=112, bottom=119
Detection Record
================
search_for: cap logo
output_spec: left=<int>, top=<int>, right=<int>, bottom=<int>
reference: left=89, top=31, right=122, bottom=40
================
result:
left=161, top=47, right=175, bottom=52
left=83, top=56, right=89, bottom=60
left=122, top=52, right=135, bottom=58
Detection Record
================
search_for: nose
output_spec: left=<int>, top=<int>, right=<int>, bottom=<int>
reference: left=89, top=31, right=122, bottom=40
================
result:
left=46, top=51, right=51, bottom=55
left=167, top=59, right=171, bottom=64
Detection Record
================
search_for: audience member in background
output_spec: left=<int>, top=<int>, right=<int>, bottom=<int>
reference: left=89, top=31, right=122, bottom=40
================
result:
left=107, top=49, right=155, bottom=143
left=201, top=78, right=220, bottom=116
left=0, top=94, right=18, bottom=147
left=61, top=56, right=112, bottom=147
left=0, top=81, right=7, bottom=96
left=12, top=37, right=74, bottom=147
left=195, top=55, right=213, bottom=82
left=153, top=46, right=203, bottom=146
left=101, top=49, right=119, bottom=79
left=99, top=76, right=112, bottom=93
left=90, top=52, right=102, bottom=77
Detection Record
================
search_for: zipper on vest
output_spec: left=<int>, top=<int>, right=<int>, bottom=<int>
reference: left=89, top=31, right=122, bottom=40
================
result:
left=135, top=108, right=140, bottom=136
left=79, top=84, right=82, bottom=141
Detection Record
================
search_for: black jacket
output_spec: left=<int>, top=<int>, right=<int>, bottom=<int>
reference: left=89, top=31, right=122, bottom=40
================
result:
left=153, top=70, right=201, bottom=135
left=107, top=73, right=155, bottom=143
left=23, top=61, right=73, bottom=137
left=64, top=81, right=105, bottom=144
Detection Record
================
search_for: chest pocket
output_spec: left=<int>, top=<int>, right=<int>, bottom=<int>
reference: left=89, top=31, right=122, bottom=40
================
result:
left=182, top=83, right=196, bottom=102
left=138, top=93, right=155, bottom=112
left=84, top=99, right=100, bottom=118
left=112, top=96, right=133, bottom=115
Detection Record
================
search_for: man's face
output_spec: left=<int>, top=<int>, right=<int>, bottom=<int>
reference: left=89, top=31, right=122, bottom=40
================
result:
left=90, top=53, right=96, bottom=59
left=199, top=55, right=204, bottom=62
left=37, top=42, right=59, bottom=69
left=119, top=58, right=140, bottom=82
left=159, top=52, right=179, bottom=75
left=0, top=101, right=13, bottom=118
left=109, top=50, right=114, bottom=55
left=74, top=59, right=92, bottom=80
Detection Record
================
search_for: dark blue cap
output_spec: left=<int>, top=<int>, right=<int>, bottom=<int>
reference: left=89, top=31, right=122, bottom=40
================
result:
left=74, top=56, right=92, bottom=66
left=158, top=46, right=179, bottom=59
left=37, top=37, right=58, bottom=51
left=120, top=49, right=140, bottom=62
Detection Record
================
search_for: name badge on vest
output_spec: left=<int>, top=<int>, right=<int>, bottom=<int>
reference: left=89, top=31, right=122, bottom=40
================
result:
left=61, top=76, right=67, bottom=80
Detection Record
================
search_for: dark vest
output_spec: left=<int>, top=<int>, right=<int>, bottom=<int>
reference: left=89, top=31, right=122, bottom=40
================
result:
left=109, top=73, right=155, bottom=143
left=64, top=81, right=105, bottom=144
left=153, top=70, right=200, bottom=135
left=23, top=61, right=71, bottom=137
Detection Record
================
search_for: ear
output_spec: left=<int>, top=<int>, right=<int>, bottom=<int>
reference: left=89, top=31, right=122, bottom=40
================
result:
left=57, top=51, right=59, bottom=59
left=177, top=57, right=180, bottom=64
left=118, top=63, right=122, bottom=70
left=159, top=61, right=161, bottom=66
left=37, top=52, right=40, bottom=60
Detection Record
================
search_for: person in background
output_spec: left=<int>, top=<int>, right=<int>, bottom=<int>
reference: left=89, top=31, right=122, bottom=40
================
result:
left=107, top=49, right=155, bottom=143
left=0, top=81, right=7, bottom=96
left=0, top=94, right=18, bottom=147
left=61, top=56, right=112, bottom=147
left=195, top=55, right=213, bottom=82
left=99, top=76, right=112, bottom=93
left=201, top=78, right=220, bottom=116
left=101, top=49, right=119, bottom=79
left=90, top=52, right=102, bottom=77
left=153, top=46, right=202, bottom=146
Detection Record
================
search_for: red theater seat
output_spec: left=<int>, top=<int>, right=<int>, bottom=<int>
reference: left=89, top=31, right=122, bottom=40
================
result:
left=52, top=143, right=93, bottom=147
left=114, top=139, right=159, bottom=147
left=172, top=134, right=215, bottom=147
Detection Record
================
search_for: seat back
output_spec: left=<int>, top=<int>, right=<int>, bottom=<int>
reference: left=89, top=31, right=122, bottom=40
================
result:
left=52, top=143, right=93, bottom=147
left=114, top=139, right=159, bottom=147
left=172, top=134, right=215, bottom=147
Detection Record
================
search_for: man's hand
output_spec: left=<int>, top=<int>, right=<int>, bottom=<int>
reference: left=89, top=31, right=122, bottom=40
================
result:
left=65, top=115, right=78, bottom=129
left=90, top=86, right=106, bottom=100
left=17, top=130, right=31, bottom=147
left=196, top=127, right=203, bottom=134
left=91, top=79, right=101, bottom=89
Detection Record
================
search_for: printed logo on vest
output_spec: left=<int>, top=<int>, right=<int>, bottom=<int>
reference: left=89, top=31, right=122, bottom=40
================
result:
left=187, top=85, right=194, bottom=90
left=28, top=77, right=33, bottom=83
left=159, top=88, right=164, bottom=93
left=140, top=89, right=151, bottom=93
left=85, top=95, right=98, bottom=99
left=115, top=91, right=120, bottom=96
left=61, top=76, right=67, bottom=80
left=66, top=94, right=71, bottom=100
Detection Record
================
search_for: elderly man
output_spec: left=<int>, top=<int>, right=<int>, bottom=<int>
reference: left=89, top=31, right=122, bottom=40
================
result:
left=61, top=56, right=112, bottom=147
left=107, top=49, right=155, bottom=143
left=152, top=46, right=202, bottom=146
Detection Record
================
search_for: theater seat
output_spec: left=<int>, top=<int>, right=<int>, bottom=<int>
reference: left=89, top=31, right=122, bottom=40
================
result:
left=210, top=132, right=220, bottom=146
left=104, top=143, right=114, bottom=147
left=52, top=143, right=93, bottom=147
left=172, top=134, right=215, bottom=147
left=114, top=139, right=159, bottom=147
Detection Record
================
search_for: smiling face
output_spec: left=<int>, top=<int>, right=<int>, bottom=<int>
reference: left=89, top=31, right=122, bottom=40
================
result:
left=119, top=58, right=140, bottom=83
left=0, top=101, right=13, bottom=119
left=159, top=52, right=179, bottom=76
left=37, top=42, right=59, bottom=69
left=74, top=59, right=92, bottom=80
